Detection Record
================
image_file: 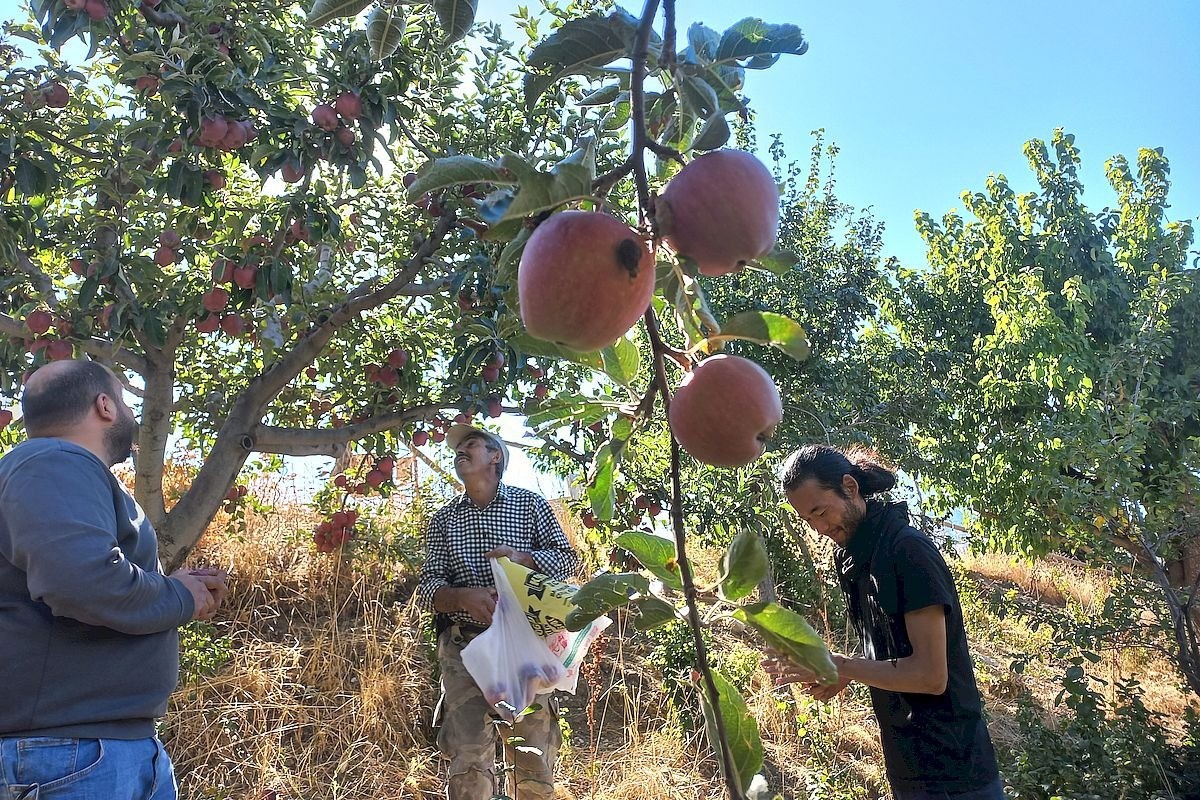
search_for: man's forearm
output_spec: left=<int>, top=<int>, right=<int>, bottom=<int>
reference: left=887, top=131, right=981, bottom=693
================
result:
left=838, top=654, right=948, bottom=695
left=432, top=585, right=462, bottom=614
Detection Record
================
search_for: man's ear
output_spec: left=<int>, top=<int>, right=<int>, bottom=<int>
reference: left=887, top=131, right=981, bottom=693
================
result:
left=841, top=473, right=860, bottom=500
left=94, top=392, right=119, bottom=422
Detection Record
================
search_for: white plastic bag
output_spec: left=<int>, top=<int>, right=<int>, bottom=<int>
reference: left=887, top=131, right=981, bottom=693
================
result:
left=543, top=615, right=611, bottom=694
left=461, top=558, right=567, bottom=721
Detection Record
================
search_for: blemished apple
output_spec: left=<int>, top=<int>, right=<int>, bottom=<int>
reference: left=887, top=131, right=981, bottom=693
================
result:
left=518, top=211, right=653, bottom=352
left=668, top=354, right=783, bottom=467
left=25, top=309, right=52, bottom=336
left=657, top=149, right=780, bottom=277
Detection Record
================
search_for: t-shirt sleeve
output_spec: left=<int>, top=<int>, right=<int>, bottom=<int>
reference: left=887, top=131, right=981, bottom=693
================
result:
left=893, top=533, right=957, bottom=615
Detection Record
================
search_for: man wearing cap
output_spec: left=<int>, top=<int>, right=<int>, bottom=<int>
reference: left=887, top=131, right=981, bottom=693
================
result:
left=416, top=424, right=578, bottom=800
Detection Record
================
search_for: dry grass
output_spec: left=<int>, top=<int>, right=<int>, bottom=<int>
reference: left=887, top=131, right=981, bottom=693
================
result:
left=164, top=504, right=1194, bottom=799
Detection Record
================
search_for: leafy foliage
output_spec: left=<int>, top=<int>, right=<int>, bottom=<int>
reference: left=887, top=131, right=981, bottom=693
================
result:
left=866, top=129, right=1200, bottom=695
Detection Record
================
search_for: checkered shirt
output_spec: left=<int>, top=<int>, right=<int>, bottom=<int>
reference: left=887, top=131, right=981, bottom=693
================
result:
left=416, top=483, right=578, bottom=627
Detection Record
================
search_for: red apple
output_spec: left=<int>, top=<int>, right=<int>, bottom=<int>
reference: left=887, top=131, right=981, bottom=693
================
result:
left=334, top=91, right=363, bottom=121
left=195, top=314, right=220, bottom=333
left=45, top=339, right=74, bottom=360
left=386, top=348, right=408, bottom=369
left=518, top=211, right=653, bottom=351
left=134, top=74, right=159, bottom=94
left=153, top=243, right=176, bottom=264
left=219, top=314, right=245, bottom=336
left=412, top=430, right=429, bottom=447
left=668, top=354, right=783, bottom=467
left=202, top=287, right=229, bottom=313
left=280, top=163, right=305, bottom=183
left=43, top=83, right=69, bottom=109
left=26, top=310, right=52, bottom=335
left=657, top=149, right=780, bottom=277
left=232, top=265, right=257, bottom=290
left=311, top=104, right=339, bottom=132
left=0, top=409, right=12, bottom=427
left=159, top=229, right=182, bottom=249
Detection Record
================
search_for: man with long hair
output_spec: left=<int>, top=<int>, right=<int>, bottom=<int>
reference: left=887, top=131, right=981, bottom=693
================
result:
left=767, top=443, right=1003, bottom=799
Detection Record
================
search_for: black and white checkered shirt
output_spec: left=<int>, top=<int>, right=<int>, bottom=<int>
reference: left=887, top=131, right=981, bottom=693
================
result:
left=416, top=483, right=578, bottom=627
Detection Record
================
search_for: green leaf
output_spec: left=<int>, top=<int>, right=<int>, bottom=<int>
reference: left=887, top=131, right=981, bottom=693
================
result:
left=565, top=572, right=650, bottom=631
left=497, top=148, right=596, bottom=223
left=579, top=84, right=623, bottom=106
left=526, top=396, right=611, bottom=430
left=433, top=0, right=477, bottom=44
left=600, top=335, right=641, bottom=386
left=707, top=311, right=810, bottom=361
left=691, top=112, right=731, bottom=151
left=697, top=670, right=764, bottom=793
left=684, top=22, right=720, bottom=64
left=306, top=0, right=373, bottom=28
left=510, top=333, right=604, bottom=371
left=588, top=443, right=616, bottom=521
left=366, top=5, right=405, bottom=60
left=616, top=530, right=683, bottom=590
left=523, top=10, right=656, bottom=110
left=405, top=155, right=512, bottom=201
left=718, top=529, right=768, bottom=601
left=632, top=595, right=677, bottom=630
left=715, top=19, right=808, bottom=63
left=733, top=602, right=837, bottom=685
left=747, top=246, right=798, bottom=276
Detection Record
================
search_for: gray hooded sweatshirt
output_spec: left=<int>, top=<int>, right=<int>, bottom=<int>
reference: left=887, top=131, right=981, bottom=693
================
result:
left=0, top=438, right=195, bottom=739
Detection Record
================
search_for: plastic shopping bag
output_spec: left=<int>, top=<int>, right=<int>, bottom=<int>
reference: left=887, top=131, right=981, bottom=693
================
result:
left=543, top=614, right=610, bottom=694
left=461, top=558, right=567, bottom=721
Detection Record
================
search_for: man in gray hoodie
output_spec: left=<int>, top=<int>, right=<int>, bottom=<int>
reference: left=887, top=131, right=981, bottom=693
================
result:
left=0, top=359, right=228, bottom=800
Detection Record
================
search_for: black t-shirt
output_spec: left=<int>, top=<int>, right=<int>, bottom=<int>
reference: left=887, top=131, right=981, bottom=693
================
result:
left=835, top=501, right=999, bottom=792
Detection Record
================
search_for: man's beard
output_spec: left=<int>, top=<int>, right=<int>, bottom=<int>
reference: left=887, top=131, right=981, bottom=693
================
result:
left=104, top=407, right=139, bottom=466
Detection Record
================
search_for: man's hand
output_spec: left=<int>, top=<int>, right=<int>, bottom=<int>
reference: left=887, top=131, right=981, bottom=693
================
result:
left=170, top=568, right=229, bottom=621
left=485, top=545, right=536, bottom=570
left=762, top=649, right=851, bottom=702
left=434, top=586, right=498, bottom=624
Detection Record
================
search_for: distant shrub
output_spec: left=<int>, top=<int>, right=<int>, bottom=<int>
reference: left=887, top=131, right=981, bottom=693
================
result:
left=1001, top=665, right=1199, bottom=799
left=178, top=621, right=233, bottom=684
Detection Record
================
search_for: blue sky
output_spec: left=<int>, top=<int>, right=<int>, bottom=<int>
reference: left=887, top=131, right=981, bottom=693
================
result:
left=618, top=0, right=1200, bottom=267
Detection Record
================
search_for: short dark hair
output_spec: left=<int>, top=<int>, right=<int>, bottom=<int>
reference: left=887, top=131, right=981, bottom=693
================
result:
left=780, top=444, right=898, bottom=498
left=22, top=361, right=118, bottom=437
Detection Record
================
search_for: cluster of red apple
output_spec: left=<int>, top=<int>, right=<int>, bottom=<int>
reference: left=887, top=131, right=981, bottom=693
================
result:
left=312, top=508, right=359, bottom=553
left=192, top=114, right=257, bottom=152
left=517, top=149, right=785, bottom=468
left=222, top=483, right=248, bottom=514
left=311, top=91, right=363, bottom=149
left=330, top=454, right=394, bottom=496
left=580, top=492, right=664, bottom=532
left=364, top=348, right=409, bottom=389
left=22, top=310, right=73, bottom=361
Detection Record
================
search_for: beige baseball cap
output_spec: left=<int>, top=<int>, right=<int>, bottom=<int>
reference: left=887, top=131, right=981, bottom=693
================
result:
left=445, top=424, right=509, bottom=475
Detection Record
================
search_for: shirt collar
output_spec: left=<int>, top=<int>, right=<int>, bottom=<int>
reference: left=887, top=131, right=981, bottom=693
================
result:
left=453, top=481, right=510, bottom=509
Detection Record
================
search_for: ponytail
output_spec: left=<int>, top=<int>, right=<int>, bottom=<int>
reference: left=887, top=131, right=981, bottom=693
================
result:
left=780, top=444, right=897, bottom=498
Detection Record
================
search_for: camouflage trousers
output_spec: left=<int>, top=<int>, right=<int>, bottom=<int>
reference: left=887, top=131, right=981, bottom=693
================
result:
left=436, top=626, right=562, bottom=800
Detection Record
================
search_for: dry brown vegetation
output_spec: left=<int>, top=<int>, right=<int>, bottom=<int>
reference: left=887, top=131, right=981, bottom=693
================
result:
left=162, top=498, right=1194, bottom=800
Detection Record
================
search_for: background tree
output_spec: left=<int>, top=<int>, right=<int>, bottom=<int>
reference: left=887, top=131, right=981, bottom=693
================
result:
left=867, top=129, right=1200, bottom=696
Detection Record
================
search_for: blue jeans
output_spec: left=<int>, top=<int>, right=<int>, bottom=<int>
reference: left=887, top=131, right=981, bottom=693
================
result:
left=0, top=736, right=176, bottom=800
left=891, top=776, right=1006, bottom=800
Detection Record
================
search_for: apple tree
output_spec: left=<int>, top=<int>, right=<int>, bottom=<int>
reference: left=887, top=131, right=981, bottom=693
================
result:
left=866, top=130, right=1200, bottom=696
left=2, top=0, right=841, bottom=793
